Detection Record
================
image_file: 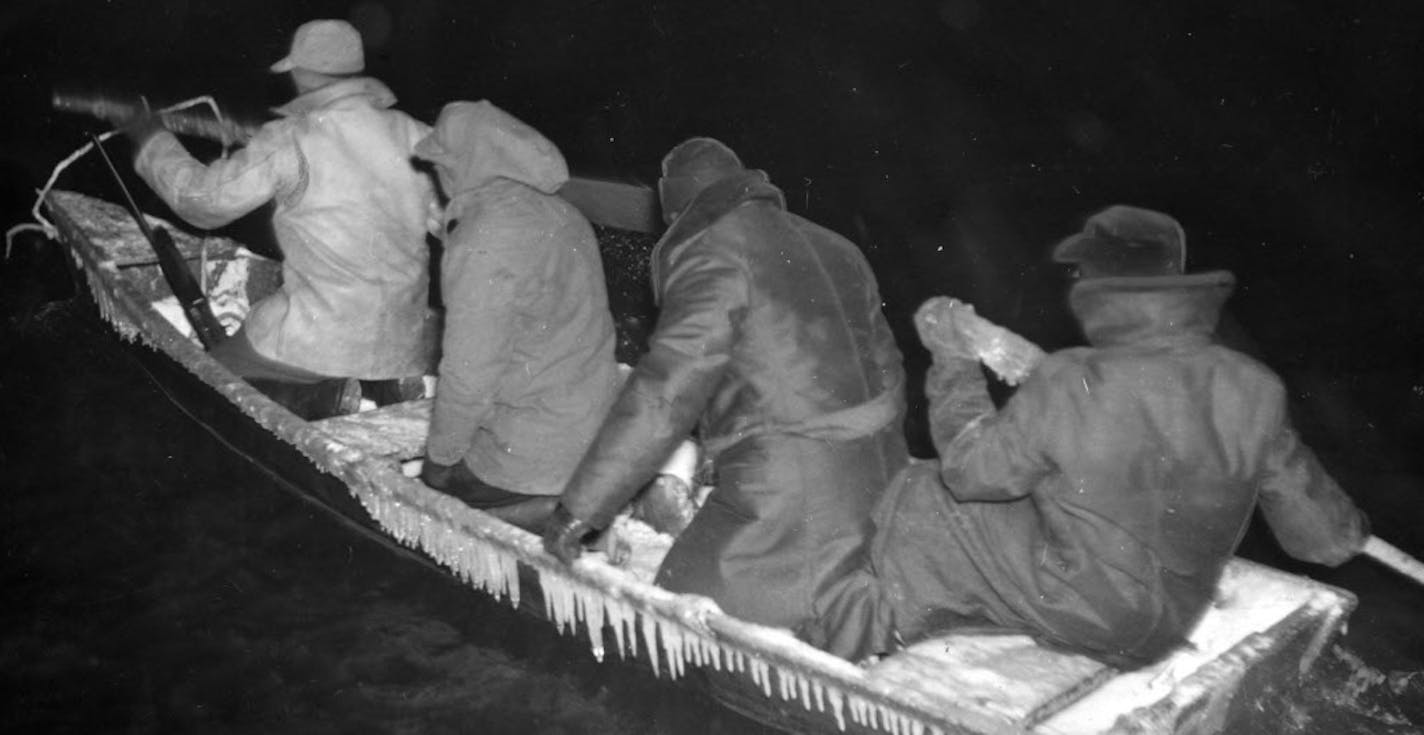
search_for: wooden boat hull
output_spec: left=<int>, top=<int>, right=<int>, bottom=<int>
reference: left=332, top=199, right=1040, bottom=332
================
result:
left=45, top=186, right=1357, bottom=735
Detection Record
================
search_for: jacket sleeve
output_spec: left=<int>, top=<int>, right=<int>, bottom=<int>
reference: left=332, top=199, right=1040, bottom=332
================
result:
left=401, top=115, right=443, bottom=235
left=423, top=217, right=534, bottom=466
left=934, top=358, right=1055, bottom=502
left=559, top=235, right=745, bottom=528
left=863, top=265, right=908, bottom=427
left=133, top=124, right=304, bottom=230
left=1256, top=424, right=1369, bottom=566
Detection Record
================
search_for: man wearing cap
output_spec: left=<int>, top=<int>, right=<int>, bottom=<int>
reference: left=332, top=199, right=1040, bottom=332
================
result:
left=128, top=19, right=436, bottom=418
left=412, top=101, right=621, bottom=531
left=848, top=204, right=1369, bottom=665
left=543, top=138, right=909, bottom=642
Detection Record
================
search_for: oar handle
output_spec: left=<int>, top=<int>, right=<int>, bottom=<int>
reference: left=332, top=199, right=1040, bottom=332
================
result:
left=1362, top=535, right=1424, bottom=586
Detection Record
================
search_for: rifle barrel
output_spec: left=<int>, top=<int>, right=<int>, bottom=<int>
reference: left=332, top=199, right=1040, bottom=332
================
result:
left=53, top=92, right=258, bottom=145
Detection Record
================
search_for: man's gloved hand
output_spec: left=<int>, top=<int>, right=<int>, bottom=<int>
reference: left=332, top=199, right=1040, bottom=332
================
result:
left=420, top=459, right=458, bottom=490
left=914, top=296, right=976, bottom=361
left=543, top=503, right=597, bottom=565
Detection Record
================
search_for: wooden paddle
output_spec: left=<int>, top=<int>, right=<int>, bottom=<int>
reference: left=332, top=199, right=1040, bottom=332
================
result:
left=1363, top=536, right=1424, bottom=586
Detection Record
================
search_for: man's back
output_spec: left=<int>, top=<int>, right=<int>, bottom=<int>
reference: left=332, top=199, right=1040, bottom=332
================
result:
left=689, top=203, right=906, bottom=453
left=647, top=197, right=908, bottom=626
left=251, top=78, right=433, bottom=379
left=134, top=76, right=434, bottom=381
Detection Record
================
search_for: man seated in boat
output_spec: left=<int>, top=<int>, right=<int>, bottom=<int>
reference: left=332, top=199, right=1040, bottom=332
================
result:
left=413, top=101, right=622, bottom=533
left=543, top=138, right=910, bottom=647
left=845, top=205, right=1369, bottom=667
left=124, top=19, right=436, bottom=419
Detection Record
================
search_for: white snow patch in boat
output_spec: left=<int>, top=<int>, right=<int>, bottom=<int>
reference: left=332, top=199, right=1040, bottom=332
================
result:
left=149, top=253, right=252, bottom=340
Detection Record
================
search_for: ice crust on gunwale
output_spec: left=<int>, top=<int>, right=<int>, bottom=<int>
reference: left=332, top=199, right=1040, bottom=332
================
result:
left=47, top=188, right=1356, bottom=735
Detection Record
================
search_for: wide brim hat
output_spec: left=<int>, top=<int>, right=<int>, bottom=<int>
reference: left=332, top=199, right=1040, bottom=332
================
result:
left=1052, top=205, right=1186, bottom=278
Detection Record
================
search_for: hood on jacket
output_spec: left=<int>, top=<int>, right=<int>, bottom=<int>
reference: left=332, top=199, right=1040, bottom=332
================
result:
left=1068, top=271, right=1236, bottom=349
left=414, top=100, right=569, bottom=198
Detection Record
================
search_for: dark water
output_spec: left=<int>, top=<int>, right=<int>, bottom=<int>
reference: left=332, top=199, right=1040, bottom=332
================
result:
left=3, top=0, right=1424, bottom=732
left=0, top=296, right=778, bottom=735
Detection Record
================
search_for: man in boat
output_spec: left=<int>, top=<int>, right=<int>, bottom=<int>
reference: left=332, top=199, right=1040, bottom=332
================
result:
left=543, top=138, right=910, bottom=644
left=413, top=101, right=621, bottom=532
left=859, top=205, right=1369, bottom=666
left=125, top=19, right=436, bottom=418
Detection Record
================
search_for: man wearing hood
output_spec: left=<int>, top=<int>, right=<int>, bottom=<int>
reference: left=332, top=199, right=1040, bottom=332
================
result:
left=861, top=205, right=1369, bottom=666
left=129, top=19, right=436, bottom=418
left=543, top=138, right=909, bottom=641
left=416, top=101, right=620, bottom=532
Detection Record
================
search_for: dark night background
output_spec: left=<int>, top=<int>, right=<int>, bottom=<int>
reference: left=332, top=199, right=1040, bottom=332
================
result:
left=2, top=1, right=1422, bottom=732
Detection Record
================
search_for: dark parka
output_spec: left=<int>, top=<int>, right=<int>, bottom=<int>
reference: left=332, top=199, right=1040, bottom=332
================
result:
left=871, top=271, right=1369, bottom=665
left=559, top=139, right=909, bottom=632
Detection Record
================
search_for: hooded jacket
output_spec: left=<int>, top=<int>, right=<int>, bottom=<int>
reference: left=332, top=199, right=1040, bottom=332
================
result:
left=559, top=139, right=909, bottom=631
left=873, top=271, right=1368, bottom=665
left=134, top=77, right=435, bottom=379
left=419, top=101, right=620, bottom=497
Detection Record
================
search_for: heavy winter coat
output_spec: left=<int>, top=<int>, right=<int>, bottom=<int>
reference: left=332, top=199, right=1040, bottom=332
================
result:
left=135, top=77, right=435, bottom=380
left=873, top=271, right=1369, bottom=665
left=559, top=170, right=910, bottom=631
left=419, top=101, right=620, bottom=497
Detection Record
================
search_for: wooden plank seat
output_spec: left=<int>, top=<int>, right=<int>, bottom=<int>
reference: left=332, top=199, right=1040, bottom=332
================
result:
left=310, top=398, right=433, bottom=461
left=867, top=634, right=1110, bottom=727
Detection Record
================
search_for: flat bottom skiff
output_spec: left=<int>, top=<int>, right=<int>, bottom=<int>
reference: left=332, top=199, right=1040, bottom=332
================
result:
left=46, top=187, right=1355, bottom=735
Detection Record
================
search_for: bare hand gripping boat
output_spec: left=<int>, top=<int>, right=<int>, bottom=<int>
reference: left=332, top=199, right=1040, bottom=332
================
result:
left=43, top=183, right=1356, bottom=735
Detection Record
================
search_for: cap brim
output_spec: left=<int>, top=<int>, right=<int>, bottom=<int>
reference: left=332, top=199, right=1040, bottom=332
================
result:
left=1051, top=233, right=1090, bottom=263
left=412, top=136, right=443, bottom=161
left=269, top=57, right=296, bottom=73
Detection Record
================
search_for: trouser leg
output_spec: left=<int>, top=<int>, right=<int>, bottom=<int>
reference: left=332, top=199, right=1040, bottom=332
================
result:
left=245, top=378, right=358, bottom=421
left=359, top=377, right=427, bottom=407
left=209, top=328, right=356, bottom=419
left=440, top=461, right=560, bottom=532
left=796, top=567, right=897, bottom=662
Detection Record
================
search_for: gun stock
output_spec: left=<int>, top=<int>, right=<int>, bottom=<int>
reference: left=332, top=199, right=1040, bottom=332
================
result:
left=88, top=133, right=228, bottom=349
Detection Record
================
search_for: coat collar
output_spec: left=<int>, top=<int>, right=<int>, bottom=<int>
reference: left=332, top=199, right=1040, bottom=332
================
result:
left=648, top=171, right=786, bottom=301
left=1068, top=271, right=1236, bottom=349
left=273, top=77, right=396, bottom=117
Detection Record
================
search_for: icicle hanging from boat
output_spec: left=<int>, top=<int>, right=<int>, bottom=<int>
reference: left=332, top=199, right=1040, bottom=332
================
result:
left=311, top=454, right=945, bottom=735
left=81, top=258, right=140, bottom=341
left=352, top=488, right=525, bottom=615
left=298, top=471, right=946, bottom=735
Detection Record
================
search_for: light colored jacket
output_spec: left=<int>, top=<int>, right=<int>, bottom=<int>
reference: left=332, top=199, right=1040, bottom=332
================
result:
left=134, top=77, right=435, bottom=379
left=419, top=101, right=620, bottom=496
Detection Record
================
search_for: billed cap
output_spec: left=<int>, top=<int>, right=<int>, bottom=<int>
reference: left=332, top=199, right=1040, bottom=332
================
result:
left=270, top=19, right=364, bottom=75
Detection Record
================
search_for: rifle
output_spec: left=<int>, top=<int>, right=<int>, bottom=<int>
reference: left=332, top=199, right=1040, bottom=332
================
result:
left=54, top=91, right=259, bottom=146
left=89, top=133, right=228, bottom=349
